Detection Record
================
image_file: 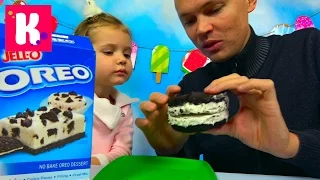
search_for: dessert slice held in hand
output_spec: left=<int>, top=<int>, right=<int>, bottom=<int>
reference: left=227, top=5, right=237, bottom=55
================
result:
left=168, top=92, right=229, bottom=133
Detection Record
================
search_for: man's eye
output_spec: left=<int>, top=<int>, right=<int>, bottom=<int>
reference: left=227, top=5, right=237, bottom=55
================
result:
left=210, top=6, right=223, bottom=15
left=185, top=20, right=195, bottom=25
left=183, top=18, right=196, bottom=26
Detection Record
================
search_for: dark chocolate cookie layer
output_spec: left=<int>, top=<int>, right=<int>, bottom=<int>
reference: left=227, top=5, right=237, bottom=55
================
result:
left=168, top=92, right=227, bottom=107
left=171, top=119, right=227, bottom=133
left=0, top=137, right=24, bottom=156
left=24, top=132, right=85, bottom=155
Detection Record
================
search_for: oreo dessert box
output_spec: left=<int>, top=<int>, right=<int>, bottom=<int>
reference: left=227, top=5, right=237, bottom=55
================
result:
left=0, top=23, right=96, bottom=179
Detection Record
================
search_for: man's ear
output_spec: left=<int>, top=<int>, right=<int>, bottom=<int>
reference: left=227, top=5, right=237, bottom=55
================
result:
left=247, top=0, right=257, bottom=13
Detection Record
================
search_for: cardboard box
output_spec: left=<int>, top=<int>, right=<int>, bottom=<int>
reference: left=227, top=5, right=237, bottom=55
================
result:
left=0, top=23, right=96, bottom=179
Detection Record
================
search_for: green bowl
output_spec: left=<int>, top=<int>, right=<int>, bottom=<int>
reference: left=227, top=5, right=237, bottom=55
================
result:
left=94, top=155, right=218, bottom=180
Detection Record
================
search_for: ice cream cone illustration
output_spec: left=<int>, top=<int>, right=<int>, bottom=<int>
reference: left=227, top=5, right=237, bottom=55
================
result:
left=0, top=0, right=4, bottom=7
left=131, top=41, right=138, bottom=69
left=83, top=0, right=103, bottom=18
left=295, top=16, right=315, bottom=31
left=13, top=0, right=26, bottom=5
left=267, top=24, right=294, bottom=36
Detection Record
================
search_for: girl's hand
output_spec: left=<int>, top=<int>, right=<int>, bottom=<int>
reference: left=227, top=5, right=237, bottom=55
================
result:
left=136, top=85, right=189, bottom=155
left=91, top=156, right=101, bottom=165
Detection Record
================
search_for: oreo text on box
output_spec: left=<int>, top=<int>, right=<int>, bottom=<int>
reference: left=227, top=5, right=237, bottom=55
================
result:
left=5, top=5, right=52, bottom=52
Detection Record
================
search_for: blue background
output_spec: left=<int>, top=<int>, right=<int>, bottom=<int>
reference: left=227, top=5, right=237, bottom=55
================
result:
left=0, top=23, right=96, bottom=166
left=0, top=0, right=320, bottom=157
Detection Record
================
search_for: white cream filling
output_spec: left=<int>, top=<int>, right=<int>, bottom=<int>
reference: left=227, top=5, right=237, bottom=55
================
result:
left=168, top=110, right=228, bottom=127
left=0, top=147, right=23, bottom=156
left=0, top=109, right=85, bottom=150
left=168, top=101, right=227, bottom=116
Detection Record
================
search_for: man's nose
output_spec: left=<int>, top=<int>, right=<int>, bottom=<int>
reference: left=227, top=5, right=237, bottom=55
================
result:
left=196, top=15, right=213, bottom=36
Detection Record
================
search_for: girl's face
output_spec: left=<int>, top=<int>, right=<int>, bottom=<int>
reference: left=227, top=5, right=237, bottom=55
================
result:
left=90, top=26, right=133, bottom=87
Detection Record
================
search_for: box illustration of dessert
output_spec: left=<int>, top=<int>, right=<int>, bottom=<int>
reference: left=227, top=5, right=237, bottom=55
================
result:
left=0, top=105, right=86, bottom=155
left=0, top=22, right=96, bottom=180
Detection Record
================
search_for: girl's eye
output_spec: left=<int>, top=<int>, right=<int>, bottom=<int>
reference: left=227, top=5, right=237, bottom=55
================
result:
left=103, top=51, right=113, bottom=55
left=124, top=54, right=131, bottom=58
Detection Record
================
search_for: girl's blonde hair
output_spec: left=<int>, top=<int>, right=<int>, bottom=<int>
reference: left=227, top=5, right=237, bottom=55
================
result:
left=74, top=13, right=131, bottom=39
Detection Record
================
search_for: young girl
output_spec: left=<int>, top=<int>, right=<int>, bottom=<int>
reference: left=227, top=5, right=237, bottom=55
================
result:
left=74, top=13, right=139, bottom=165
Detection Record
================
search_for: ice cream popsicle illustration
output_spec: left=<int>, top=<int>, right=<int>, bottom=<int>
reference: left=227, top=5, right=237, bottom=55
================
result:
left=131, top=41, right=138, bottom=69
left=295, top=16, right=315, bottom=31
left=151, top=45, right=170, bottom=84
left=267, top=24, right=294, bottom=36
left=182, top=49, right=209, bottom=74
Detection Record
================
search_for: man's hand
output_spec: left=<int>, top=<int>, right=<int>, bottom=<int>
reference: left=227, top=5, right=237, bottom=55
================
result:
left=204, top=73, right=299, bottom=159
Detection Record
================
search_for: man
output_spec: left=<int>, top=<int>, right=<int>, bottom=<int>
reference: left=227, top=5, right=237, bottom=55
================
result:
left=136, top=0, right=320, bottom=178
